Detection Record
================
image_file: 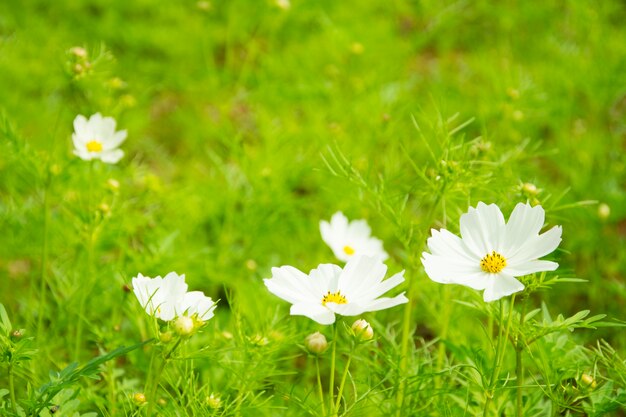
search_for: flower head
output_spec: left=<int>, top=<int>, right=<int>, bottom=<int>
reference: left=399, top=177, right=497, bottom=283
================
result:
left=72, top=113, right=127, bottom=164
left=132, top=272, right=216, bottom=322
left=421, top=202, right=562, bottom=302
left=264, top=256, right=407, bottom=325
left=320, top=212, right=388, bottom=262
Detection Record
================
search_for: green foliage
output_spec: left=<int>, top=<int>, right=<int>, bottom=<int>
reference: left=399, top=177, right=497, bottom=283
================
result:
left=1, top=0, right=626, bottom=415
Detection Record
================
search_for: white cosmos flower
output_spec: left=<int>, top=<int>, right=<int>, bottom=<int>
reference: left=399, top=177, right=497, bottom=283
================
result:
left=72, top=113, right=127, bottom=164
left=264, top=255, right=408, bottom=325
left=132, top=272, right=216, bottom=322
left=320, top=212, right=388, bottom=262
left=421, top=202, right=562, bottom=302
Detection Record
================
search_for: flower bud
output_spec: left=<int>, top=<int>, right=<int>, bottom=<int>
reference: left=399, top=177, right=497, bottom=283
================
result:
left=598, top=203, right=610, bottom=221
left=133, top=392, right=146, bottom=405
left=159, top=331, right=173, bottom=343
left=305, top=332, right=328, bottom=354
left=69, top=46, right=88, bottom=58
left=206, top=393, right=222, bottom=409
left=351, top=319, right=373, bottom=341
left=521, top=182, right=538, bottom=196
left=174, top=316, right=194, bottom=336
left=581, top=373, right=597, bottom=389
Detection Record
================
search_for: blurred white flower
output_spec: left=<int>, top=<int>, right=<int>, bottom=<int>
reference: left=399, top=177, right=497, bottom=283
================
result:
left=132, top=272, right=216, bottom=322
left=320, top=212, right=388, bottom=262
left=264, top=256, right=407, bottom=325
left=421, top=202, right=562, bottom=302
left=72, top=113, right=127, bottom=164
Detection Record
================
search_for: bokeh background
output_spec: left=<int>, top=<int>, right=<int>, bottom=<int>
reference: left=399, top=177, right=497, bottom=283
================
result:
left=1, top=0, right=625, bottom=415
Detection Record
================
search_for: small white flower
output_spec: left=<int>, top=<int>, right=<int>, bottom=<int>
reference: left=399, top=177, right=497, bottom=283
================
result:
left=320, top=212, right=388, bottom=262
left=421, top=202, right=562, bottom=302
left=132, top=272, right=216, bottom=322
left=72, top=113, right=127, bottom=164
left=264, top=256, right=407, bottom=325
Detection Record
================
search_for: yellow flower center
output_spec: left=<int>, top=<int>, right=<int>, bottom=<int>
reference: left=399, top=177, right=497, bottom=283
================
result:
left=343, top=245, right=355, bottom=255
left=86, top=140, right=103, bottom=153
left=322, top=291, right=347, bottom=306
left=480, top=251, right=507, bottom=273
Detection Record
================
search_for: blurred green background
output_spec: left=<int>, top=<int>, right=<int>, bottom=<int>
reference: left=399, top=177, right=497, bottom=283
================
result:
left=1, top=0, right=626, bottom=414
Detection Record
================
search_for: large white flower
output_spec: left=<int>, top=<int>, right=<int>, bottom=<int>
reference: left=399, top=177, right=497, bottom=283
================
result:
left=421, top=202, right=562, bottom=302
left=72, top=113, right=127, bottom=164
left=320, top=212, right=388, bottom=262
left=132, top=272, right=216, bottom=322
left=264, top=256, right=408, bottom=325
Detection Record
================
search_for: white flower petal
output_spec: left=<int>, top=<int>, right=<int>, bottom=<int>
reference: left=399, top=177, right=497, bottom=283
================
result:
left=264, top=266, right=316, bottom=305
left=502, top=203, right=545, bottom=255
left=427, top=229, right=478, bottom=265
left=290, top=303, right=336, bottom=325
left=73, top=114, right=89, bottom=136
left=505, top=260, right=558, bottom=276
left=100, top=149, right=124, bottom=164
left=460, top=202, right=506, bottom=256
left=421, top=253, right=489, bottom=289
left=482, top=274, right=524, bottom=302
left=359, top=270, right=405, bottom=301
left=339, top=256, right=387, bottom=299
left=103, top=130, right=127, bottom=151
left=507, top=226, right=562, bottom=265
left=360, top=293, right=409, bottom=312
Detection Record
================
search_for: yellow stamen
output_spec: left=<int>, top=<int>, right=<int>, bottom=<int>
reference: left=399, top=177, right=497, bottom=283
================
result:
left=480, top=251, right=507, bottom=273
left=86, top=140, right=103, bottom=153
left=322, top=291, right=347, bottom=306
left=343, top=245, right=355, bottom=256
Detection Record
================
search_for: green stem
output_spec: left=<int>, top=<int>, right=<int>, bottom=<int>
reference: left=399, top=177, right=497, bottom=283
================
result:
left=36, top=181, right=50, bottom=341
left=334, top=348, right=354, bottom=413
left=316, top=357, right=326, bottom=417
left=328, top=324, right=338, bottom=416
left=395, top=296, right=413, bottom=414
left=515, top=298, right=528, bottom=417
left=435, top=285, right=452, bottom=388
left=9, top=363, right=17, bottom=414
left=145, top=339, right=182, bottom=416
left=483, top=295, right=516, bottom=417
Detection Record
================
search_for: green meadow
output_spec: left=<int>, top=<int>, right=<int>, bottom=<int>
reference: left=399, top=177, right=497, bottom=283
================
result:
left=1, top=0, right=626, bottom=415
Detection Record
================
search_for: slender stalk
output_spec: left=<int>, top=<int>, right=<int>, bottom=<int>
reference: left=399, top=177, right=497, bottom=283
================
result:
left=36, top=180, right=50, bottom=340
left=145, top=339, right=182, bottom=416
left=483, top=296, right=516, bottom=416
left=395, top=296, right=412, bottom=414
left=328, top=324, right=338, bottom=416
left=9, top=364, right=17, bottom=414
left=435, top=285, right=451, bottom=388
left=515, top=298, right=528, bottom=417
left=334, top=348, right=354, bottom=412
left=74, top=162, right=96, bottom=361
left=315, top=357, right=327, bottom=417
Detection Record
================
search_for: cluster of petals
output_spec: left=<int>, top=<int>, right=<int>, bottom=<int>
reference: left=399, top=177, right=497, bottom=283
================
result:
left=320, top=211, right=388, bottom=262
left=264, top=255, right=407, bottom=325
left=132, top=272, right=216, bottom=322
left=421, top=202, right=562, bottom=302
left=72, top=113, right=127, bottom=164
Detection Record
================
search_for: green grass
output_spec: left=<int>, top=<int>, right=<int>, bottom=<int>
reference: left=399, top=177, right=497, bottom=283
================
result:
left=1, top=0, right=626, bottom=415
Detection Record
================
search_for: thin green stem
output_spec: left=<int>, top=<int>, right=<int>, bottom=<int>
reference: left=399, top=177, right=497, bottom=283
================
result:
left=483, top=295, right=516, bottom=416
left=334, top=348, right=354, bottom=413
left=145, top=339, right=182, bottom=417
left=315, top=357, right=326, bottom=417
left=516, top=297, right=528, bottom=417
left=435, top=285, right=451, bottom=388
left=328, top=324, right=338, bottom=416
left=36, top=181, right=50, bottom=341
left=395, top=296, right=413, bottom=414
left=9, top=363, right=17, bottom=414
